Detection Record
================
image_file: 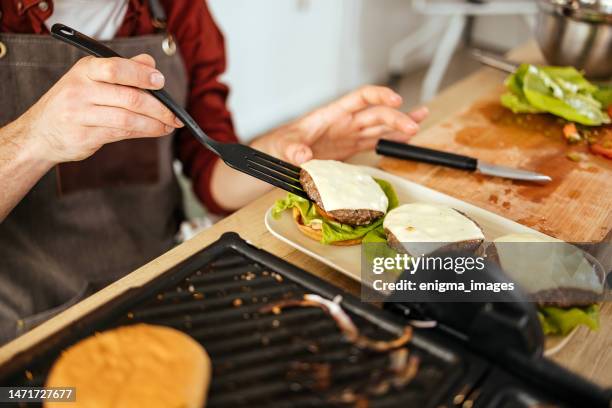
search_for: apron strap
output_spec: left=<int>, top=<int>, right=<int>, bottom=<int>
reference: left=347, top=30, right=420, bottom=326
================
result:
left=146, top=0, right=177, bottom=56
left=148, top=0, right=168, bottom=31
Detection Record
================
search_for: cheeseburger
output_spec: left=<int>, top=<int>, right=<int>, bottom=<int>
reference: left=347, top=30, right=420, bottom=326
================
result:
left=272, top=160, right=397, bottom=245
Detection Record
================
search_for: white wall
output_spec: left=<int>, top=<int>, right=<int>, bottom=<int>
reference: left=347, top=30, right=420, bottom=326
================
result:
left=340, top=0, right=434, bottom=91
left=208, top=0, right=424, bottom=141
left=208, top=0, right=344, bottom=141
left=473, top=15, right=533, bottom=50
left=207, top=0, right=531, bottom=141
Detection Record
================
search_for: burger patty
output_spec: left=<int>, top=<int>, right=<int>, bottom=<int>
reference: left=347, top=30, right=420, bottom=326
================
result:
left=299, top=169, right=384, bottom=226
left=531, top=288, right=600, bottom=308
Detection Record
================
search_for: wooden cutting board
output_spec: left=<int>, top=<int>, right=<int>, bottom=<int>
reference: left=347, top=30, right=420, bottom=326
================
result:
left=379, top=85, right=612, bottom=357
left=379, top=90, right=612, bottom=243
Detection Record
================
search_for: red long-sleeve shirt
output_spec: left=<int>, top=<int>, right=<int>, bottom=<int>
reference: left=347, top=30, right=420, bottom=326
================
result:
left=0, top=0, right=237, bottom=214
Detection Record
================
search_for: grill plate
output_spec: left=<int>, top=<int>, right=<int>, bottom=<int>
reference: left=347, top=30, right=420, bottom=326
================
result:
left=0, top=233, right=497, bottom=407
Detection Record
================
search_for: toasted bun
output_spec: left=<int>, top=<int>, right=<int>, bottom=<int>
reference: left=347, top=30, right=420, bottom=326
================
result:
left=292, top=207, right=362, bottom=246
left=45, top=324, right=211, bottom=408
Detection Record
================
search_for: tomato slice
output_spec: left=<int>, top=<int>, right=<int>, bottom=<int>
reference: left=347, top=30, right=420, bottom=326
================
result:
left=590, top=129, right=612, bottom=159
left=589, top=107, right=612, bottom=160
left=591, top=143, right=612, bottom=159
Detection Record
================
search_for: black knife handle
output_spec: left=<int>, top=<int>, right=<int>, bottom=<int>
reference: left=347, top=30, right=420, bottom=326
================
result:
left=376, top=139, right=477, bottom=171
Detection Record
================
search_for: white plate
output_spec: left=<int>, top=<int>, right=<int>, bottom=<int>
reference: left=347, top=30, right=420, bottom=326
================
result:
left=264, top=166, right=551, bottom=283
left=264, top=167, right=576, bottom=354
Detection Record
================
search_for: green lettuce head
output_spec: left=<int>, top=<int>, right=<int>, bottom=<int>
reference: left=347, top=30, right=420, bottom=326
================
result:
left=500, top=64, right=610, bottom=126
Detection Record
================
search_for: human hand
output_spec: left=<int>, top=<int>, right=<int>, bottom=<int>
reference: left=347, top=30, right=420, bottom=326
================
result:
left=255, top=85, right=428, bottom=164
left=18, top=54, right=183, bottom=163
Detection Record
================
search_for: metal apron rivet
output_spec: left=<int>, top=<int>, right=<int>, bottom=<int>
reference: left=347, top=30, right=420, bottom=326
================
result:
left=0, top=41, right=7, bottom=59
left=162, top=34, right=176, bottom=56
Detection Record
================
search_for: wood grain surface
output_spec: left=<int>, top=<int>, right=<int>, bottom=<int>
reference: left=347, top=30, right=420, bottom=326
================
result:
left=1, top=43, right=610, bottom=388
left=378, top=95, right=612, bottom=243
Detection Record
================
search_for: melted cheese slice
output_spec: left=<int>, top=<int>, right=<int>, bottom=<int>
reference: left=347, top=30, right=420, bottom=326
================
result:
left=383, top=203, right=484, bottom=255
left=493, top=233, right=603, bottom=294
left=300, top=160, right=388, bottom=213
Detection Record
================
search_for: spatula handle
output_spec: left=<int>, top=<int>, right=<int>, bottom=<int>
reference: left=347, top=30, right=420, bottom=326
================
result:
left=376, top=139, right=478, bottom=171
left=50, top=23, right=218, bottom=153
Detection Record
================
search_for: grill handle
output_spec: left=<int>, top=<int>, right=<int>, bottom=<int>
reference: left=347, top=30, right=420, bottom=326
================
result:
left=505, top=349, right=611, bottom=408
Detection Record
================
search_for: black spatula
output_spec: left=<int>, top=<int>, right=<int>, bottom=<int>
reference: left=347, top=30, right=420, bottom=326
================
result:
left=51, top=24, right=308, bottom=199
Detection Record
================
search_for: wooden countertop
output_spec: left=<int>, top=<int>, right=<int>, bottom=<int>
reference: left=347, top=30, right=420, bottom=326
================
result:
left=1, top=43, right=610, bottom=388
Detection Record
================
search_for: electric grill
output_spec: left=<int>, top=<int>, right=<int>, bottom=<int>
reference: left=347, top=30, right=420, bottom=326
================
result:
left=0, top=233, right=609, bottom=407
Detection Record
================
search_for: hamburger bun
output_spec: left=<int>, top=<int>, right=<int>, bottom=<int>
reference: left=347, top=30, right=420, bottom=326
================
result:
left=45, top=324, right=211, bottom=408
left=292, top=207, right=362, bottom=246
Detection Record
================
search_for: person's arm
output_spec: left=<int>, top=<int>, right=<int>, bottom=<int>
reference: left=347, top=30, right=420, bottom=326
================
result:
left=168, top=0, right=240, bottom=215
left=0, top=119, right=54, bottom=220
left=207, top=121, right=304, bottom=212
left=0, top=54, right=184, bottom=222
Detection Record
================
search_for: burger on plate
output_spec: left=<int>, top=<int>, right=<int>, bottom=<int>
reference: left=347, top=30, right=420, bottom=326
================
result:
left=490, top=233, right=605, bottom=336
left=272, top=160, right=398, bottom=246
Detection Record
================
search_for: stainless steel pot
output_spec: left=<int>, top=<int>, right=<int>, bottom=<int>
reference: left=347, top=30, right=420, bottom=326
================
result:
left=535, top=0, right=612, bottom=79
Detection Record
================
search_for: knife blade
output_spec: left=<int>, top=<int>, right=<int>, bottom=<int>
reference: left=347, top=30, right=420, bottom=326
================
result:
left=471, top=49, right=519, bottom=74
left=476, top=161, right=551, bottom=183
left=375, top=139, right=551, bottom=184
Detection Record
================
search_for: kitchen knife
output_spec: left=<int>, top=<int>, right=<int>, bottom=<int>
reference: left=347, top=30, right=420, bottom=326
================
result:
left=471, top=48, right=519, bottom=73
left=376, top=139, right=552, bottom=183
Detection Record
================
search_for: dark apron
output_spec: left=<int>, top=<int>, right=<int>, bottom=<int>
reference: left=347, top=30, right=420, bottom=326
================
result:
left=0, top=13, right=188, bottom=343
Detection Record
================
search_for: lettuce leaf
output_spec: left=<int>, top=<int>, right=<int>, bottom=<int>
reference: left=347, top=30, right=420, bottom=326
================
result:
left=500, top=63, right=610, bottom=126
left=594, top=86, right=612, bottom=108
left=272, top=178, right=398, bottom=245
left=272, top=192, right=313, bottom=219
left=540, top=66, right=598, bottom=94
left=522, top=68, right=606, bottom=125
left=362, top=226, right=403, bottom=274
left=378, top=178, right=399, bottom=210
left=362, top=226, right=388, bottom=244
left=538, top=304, right=600, bottom=336
left=501, top=92, right=542, bottom=114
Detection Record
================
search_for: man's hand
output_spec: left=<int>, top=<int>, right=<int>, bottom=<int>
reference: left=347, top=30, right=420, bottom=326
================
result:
left=254, top=85, right=428, bottom=164
left=19, top=54, right=183, bottom=163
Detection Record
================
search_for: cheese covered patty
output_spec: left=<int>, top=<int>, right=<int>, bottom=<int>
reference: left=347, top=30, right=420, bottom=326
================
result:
left=384, top=203, right=485, bottom=256
left=384, top=203, right=485, bottom=244
left=300, top=160, right=388, bottom=214
left=493, top=233, right=604, bottom=303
